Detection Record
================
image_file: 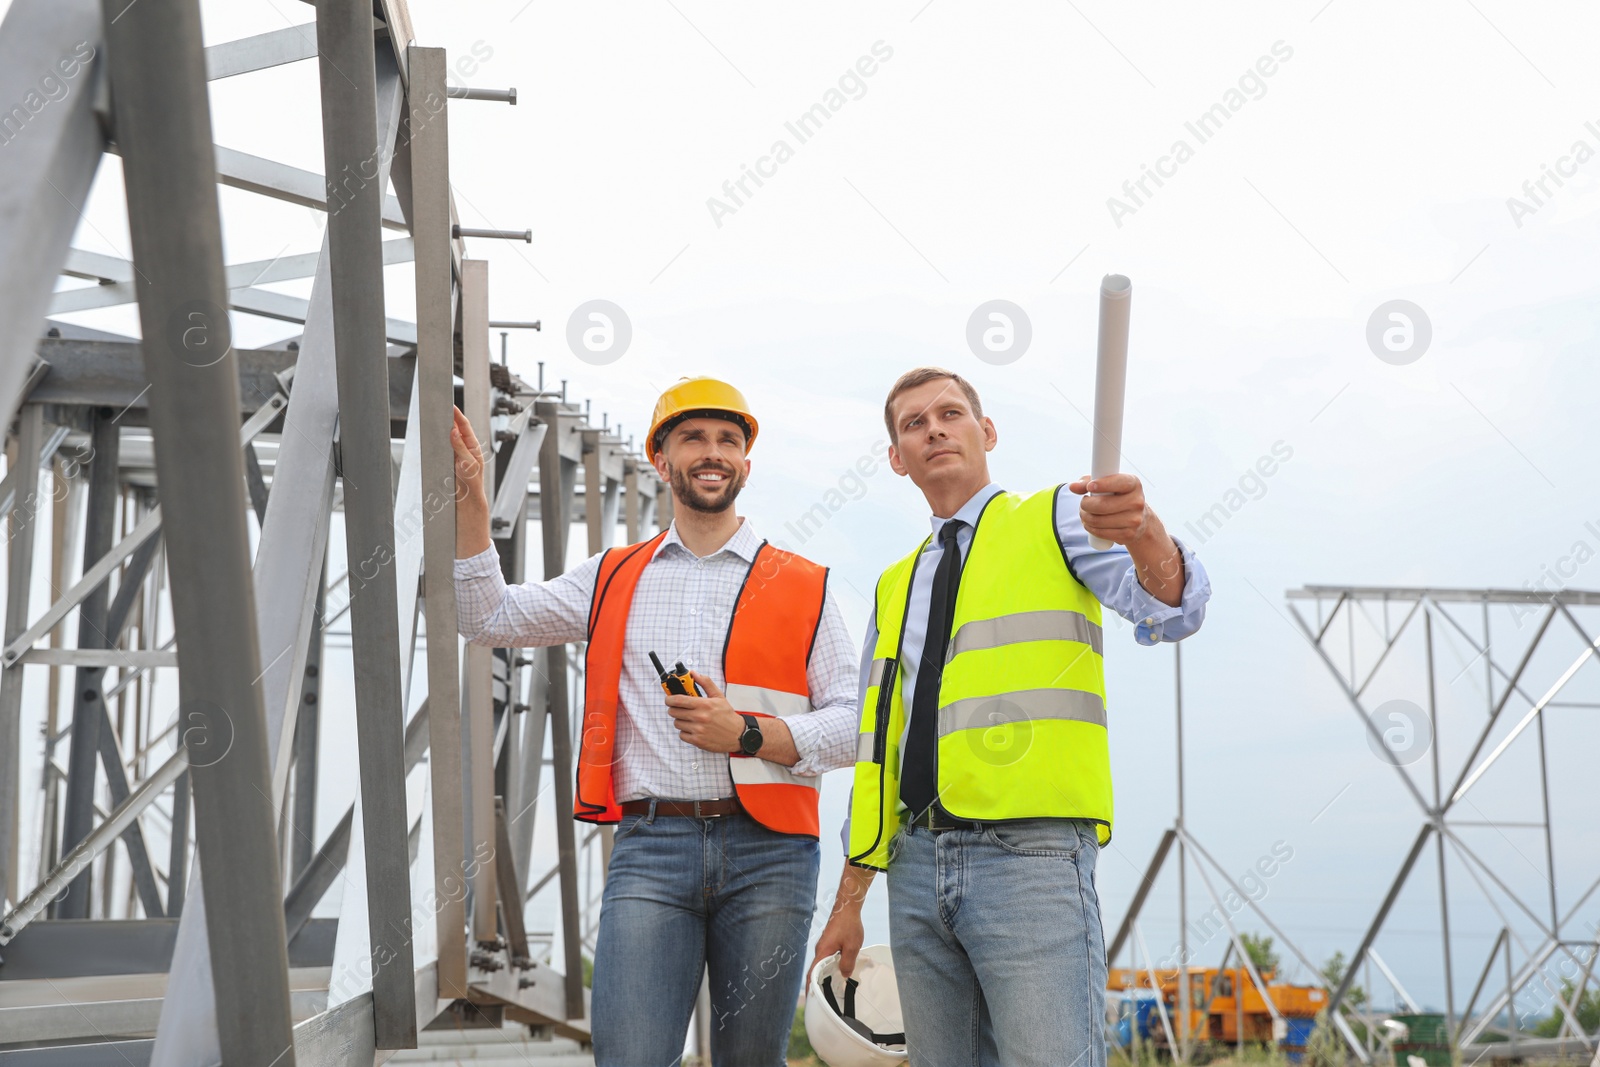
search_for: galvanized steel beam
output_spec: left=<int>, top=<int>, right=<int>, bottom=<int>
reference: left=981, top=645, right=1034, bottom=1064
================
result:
left=315, top=0, right=415, bottom=1044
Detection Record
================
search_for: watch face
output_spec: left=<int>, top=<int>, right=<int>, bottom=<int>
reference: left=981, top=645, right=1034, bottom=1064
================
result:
left=740, top=720, right=762, bottom=755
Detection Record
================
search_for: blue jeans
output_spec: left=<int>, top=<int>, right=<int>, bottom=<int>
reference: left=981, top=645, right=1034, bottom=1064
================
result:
left=590, top=806, right=821, bottom=1067
left=886, top=818, right=1108, bottom=1067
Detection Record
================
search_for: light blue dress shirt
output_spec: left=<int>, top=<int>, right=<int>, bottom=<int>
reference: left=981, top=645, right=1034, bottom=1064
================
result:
left=842, top=482, right=1212, bottom=852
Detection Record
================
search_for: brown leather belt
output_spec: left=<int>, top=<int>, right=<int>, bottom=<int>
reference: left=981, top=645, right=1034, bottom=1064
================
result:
left=619, top=797, right=743, bottom=819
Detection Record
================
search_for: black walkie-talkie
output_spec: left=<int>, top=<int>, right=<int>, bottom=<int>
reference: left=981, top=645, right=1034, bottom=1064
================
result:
left=649, top=651, right=702, bottom=697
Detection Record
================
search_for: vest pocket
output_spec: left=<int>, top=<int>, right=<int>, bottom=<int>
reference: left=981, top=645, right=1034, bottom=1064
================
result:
left=870, top=658, right=898, bottom=764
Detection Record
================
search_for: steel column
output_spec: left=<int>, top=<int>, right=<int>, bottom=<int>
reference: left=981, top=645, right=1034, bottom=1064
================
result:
left=538, top=399, right=587, bottom=1021
left=601, top=473, right=620, bottom=550
left=0, top=405, right=43, bottom=908
left=494, top=797, right=531, bottom=964
left=1506, top=927, right=1518, bottom=1058
left=1536, top=711, right=1559, bottom=936
left=37, top=452, right=80, bottom=893
left=583, top=430, right=603, bottom=555
left=1424, top=610, right=1457, bottom=1036
left=291, top=555, right=326, bottom=881
left=409, top=42, right=469, bottom=1000
left=1175, top=642, right=1190, bottom=1060
left=624, top=461, right=642, bottom=544
left=166, top=770, right=188, bottom=916
left=57, top=412, right=120, bottom=918
left=509, top=678, right=547, bottom=896
left=656, top=478, right=673, bottom=531
left=315, top=0, right=416, bottom=1045
left=98, top=0, right=298, bottom=1049
left=461, top=259, right=498, bottom=947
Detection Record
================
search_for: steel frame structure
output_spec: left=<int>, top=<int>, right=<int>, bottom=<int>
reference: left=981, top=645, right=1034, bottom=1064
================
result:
left=1108, top=584, right=1600, bottom=1065
left=0, top=1, right=666, bottom=1061
left=1108, top=644, right=1371, bottom=1063
left=1285, top=585, right=1600, bottom=1059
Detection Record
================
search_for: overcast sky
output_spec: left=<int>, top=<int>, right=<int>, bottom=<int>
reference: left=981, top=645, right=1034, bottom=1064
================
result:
left=26, top=0, right=1600, bottom=1022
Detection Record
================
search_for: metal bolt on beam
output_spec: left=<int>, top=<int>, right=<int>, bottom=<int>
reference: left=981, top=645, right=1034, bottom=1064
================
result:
left=445, top=86, right=516, bottom=104
left=453, top=225, right=531, bottom=242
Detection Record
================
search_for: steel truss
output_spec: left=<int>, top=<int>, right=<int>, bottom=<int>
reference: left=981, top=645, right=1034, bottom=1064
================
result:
left=1286, top=585, right=1600, bottom=1059
left=0, top=1, right=665, bottom=1061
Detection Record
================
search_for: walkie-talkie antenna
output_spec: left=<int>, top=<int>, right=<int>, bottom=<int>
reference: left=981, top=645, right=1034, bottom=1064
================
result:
left=649, top=651, right=669, bottom=679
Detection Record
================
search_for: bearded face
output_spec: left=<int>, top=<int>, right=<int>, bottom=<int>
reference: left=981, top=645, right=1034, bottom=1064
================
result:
left=666, top=453, right=747, bottom=513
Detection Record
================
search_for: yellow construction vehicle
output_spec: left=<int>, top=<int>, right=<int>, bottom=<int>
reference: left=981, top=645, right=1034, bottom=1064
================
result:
left=1108, top=965, right=1325, bottom=1060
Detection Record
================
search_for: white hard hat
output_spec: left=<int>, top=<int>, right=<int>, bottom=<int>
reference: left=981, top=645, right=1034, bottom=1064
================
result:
left=805, top=946, right=909, bottom=1066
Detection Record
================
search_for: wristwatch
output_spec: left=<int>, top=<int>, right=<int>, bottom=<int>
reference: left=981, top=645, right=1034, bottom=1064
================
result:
left=737, top=714, right=763, bottom=756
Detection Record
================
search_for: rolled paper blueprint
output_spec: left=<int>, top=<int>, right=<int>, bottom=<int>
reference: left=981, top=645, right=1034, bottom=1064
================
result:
left=1089, top=274, right=1131, bottom=550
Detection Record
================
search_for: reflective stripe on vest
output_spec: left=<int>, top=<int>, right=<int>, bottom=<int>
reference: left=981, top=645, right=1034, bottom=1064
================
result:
left=725, top=681, right=824, bottom=794
left=848, top=487, right=1113, bottom=871
left=721, top=550, right=829, bottom=837
left=938, top=687, right=1106, bottom=736
left=729, top=753, right=824, bottom=789
left=577, top=535, right=830, bottom=838
left=723, top=681, right=811, bottom=719
left=947, top=608, right=1104, bottom=662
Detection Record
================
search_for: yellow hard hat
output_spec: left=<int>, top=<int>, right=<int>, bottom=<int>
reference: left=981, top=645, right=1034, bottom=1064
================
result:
left=646, top=377, right=759, bottom=461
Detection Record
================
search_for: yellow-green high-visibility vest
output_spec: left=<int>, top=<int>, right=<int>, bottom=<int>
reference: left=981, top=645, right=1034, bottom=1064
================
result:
left=847, top=487, right=1113, bottom=871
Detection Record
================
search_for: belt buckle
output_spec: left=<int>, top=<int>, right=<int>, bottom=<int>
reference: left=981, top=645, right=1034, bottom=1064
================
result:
left=919, top=806, right=973, bottom=834
left=694, top=799, right=725, bottom=819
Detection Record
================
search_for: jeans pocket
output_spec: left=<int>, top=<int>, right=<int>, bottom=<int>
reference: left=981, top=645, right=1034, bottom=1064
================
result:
left=985, top=818, right=1084, bottom=858
left=611, top=813, right=646, bottom=843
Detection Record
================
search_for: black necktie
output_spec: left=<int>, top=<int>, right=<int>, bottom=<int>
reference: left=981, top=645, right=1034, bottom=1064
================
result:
left=900, top=519, right=964, bottom=817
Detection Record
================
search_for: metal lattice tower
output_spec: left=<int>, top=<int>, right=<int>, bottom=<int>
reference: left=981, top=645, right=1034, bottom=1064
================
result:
left=1286, top=585, right=1600, bottom=1060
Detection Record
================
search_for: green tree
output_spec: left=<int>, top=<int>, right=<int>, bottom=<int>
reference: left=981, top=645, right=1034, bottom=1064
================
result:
left=1320, top=951, right=1366, bottom=1010
left=1241, top=933, right=1280, bottom=975
left=1532, top=980, right=1600, bottom=1038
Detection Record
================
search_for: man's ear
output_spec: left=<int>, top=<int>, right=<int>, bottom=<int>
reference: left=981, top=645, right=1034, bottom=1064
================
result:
left=981, top=416, right=998, bottom=453
left=888, top=442, right=908, bottom=477
left=652, top=448, right=670, bottom=481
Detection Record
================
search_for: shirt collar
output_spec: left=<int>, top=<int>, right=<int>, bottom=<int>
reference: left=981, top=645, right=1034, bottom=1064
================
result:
left=928, top=482, right=1004, bottom=538
left=653, top=516, right=764, bottom=563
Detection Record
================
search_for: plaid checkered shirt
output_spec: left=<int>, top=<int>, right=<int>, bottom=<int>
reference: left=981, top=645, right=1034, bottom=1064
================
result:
left=454, top=518, right=860, bottom=802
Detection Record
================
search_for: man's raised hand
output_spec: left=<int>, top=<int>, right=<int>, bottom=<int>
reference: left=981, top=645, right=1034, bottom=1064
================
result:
left=1069, top=472, right=1150, bottom=547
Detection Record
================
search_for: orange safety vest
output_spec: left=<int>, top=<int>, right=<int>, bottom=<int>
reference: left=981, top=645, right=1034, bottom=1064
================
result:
left=575, top=529, right=830, bottom=838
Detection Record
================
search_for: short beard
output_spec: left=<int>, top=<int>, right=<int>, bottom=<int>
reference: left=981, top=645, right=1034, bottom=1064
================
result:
left=667, top=460, right=745, bottom=514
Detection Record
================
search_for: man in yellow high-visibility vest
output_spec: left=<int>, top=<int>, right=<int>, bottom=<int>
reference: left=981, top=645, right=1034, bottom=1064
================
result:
left=811, top=367, right=1210, bottom=1066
